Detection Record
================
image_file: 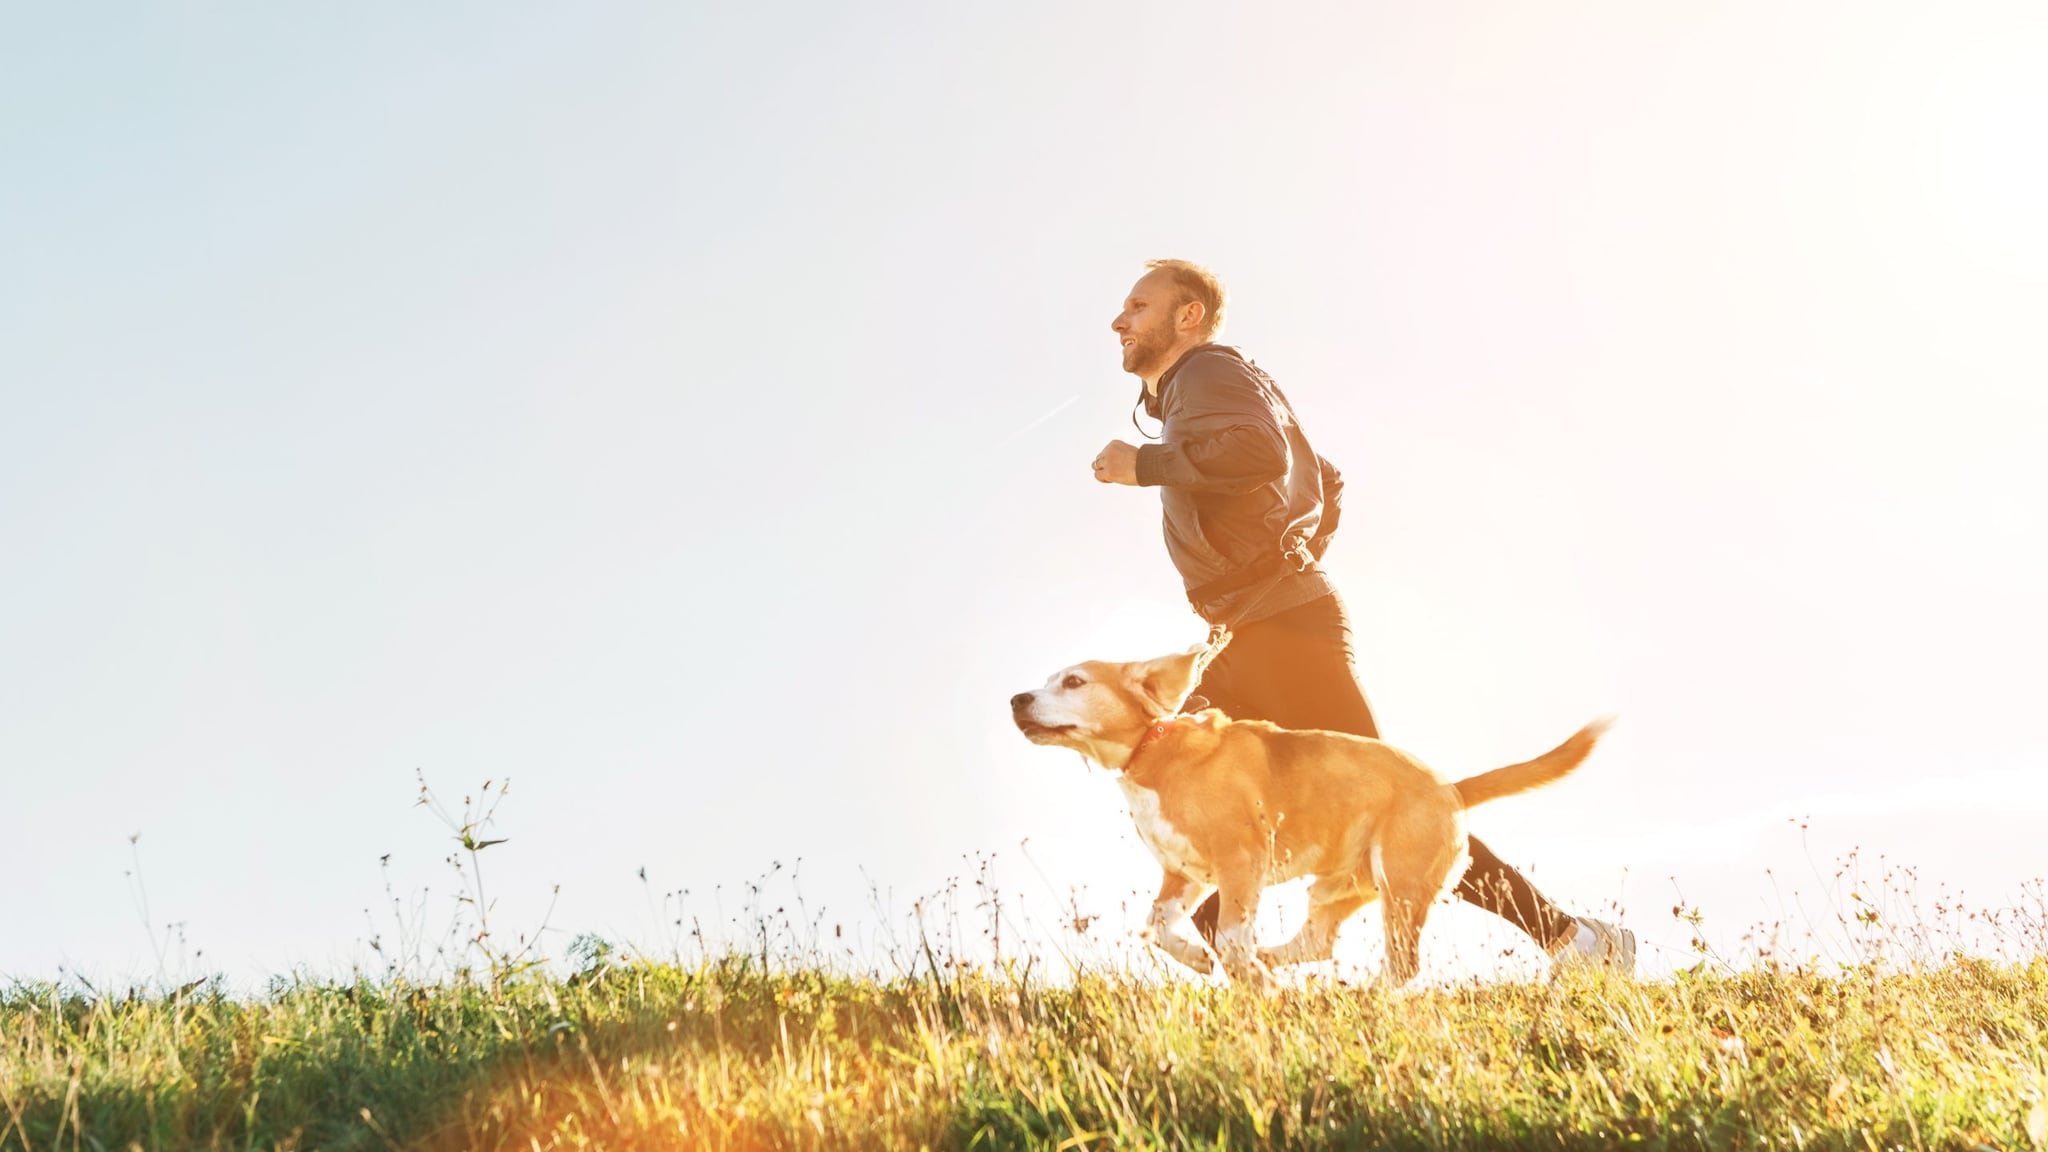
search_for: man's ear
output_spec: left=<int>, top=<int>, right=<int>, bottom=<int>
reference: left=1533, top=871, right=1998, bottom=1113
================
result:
left=1130, top=644, right=1209, bottom=717
left=1178, top=299, right=1207, bottom=337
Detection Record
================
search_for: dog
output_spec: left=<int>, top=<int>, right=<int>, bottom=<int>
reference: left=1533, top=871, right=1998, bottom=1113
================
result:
left=1010, top=641, right=1610, bottom=986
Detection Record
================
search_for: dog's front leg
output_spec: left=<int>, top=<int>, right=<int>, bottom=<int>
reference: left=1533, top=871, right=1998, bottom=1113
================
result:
left=1211, top=860, right=1274, bottom=988
left=1141, top=872, right=1213, bottom=974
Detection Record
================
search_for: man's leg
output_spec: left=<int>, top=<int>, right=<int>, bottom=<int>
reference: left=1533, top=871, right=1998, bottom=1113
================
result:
left=1185, top=592, right=1594, bottom=961
left=1454, top=837, right=1578, bottom=953
left=1193, top=593, right=1380, bottom=738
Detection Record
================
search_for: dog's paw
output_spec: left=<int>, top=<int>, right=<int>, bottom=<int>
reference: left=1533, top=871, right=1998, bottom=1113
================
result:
left=1169, top=939, right=1216, bottom=975
left=1224, top=957, right=1276, bottom=991
left=1218, top=942, right=1275, bottom=988
left=1144, top=929, right=1215, bottom=975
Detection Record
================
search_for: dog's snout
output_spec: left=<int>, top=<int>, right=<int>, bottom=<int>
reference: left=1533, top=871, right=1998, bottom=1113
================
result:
left=1009, top=692, right=1035, bottom=714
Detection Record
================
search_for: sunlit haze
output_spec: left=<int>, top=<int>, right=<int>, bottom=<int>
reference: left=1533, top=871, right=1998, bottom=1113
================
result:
left=4, top=3, right=2046, bottom=986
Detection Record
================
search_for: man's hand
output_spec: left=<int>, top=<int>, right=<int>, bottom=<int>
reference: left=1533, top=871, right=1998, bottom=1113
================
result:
left=1091, top=440, right=1141, bottom=486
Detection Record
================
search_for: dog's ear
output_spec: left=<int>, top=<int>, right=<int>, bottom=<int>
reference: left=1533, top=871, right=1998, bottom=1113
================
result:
left=1130, top=643, right=1213, bottom=717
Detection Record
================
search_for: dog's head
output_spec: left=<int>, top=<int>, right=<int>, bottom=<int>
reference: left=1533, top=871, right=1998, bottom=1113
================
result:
left=1009, top=640, right=1221, bottom=769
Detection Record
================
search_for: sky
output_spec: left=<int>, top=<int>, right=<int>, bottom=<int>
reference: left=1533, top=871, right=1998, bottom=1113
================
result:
left=3, top=2, right=2046, bottom=988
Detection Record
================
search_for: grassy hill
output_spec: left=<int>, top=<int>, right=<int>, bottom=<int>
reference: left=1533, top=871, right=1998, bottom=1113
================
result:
left=5, top=954, right=2047, bottom=1150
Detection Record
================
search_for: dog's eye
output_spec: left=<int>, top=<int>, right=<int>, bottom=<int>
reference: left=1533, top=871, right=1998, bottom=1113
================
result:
left=1062, top=674, right=1086, bottom=690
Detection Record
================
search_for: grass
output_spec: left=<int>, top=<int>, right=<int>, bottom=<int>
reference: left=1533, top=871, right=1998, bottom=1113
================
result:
left=13, top=789, right=2046, bottom=1149
left=5, top=953, right=2048, bottom=1150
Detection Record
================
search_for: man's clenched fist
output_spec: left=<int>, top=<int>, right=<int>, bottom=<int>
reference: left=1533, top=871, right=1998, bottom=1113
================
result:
left=1091, top=440, right=1140, bottom=485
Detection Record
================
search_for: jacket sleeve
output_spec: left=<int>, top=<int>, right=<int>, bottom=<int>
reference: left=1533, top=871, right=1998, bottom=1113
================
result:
left=1132, top=359, right=1288, bottom=494
left=1307, top=454, right=1343, bottom=558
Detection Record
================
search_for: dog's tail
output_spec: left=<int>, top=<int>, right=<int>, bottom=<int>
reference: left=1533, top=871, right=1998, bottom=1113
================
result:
left=1451, top=717, right=1613, bottom=810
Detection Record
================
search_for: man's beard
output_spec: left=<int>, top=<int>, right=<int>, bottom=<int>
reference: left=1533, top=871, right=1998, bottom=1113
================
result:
left=1122, top=326, right=1177, bottom=376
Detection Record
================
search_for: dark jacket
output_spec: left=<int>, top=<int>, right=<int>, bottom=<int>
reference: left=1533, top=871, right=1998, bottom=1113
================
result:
left=1134, top=344, right=1341, bottom=626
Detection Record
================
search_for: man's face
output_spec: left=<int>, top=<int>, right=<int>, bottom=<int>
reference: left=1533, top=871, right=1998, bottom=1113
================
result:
left=1111, top=271, right=1188, bottom=377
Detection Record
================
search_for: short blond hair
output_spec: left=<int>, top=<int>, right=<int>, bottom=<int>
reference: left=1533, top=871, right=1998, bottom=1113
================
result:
left=1145, top=258, right=1226, bottom=340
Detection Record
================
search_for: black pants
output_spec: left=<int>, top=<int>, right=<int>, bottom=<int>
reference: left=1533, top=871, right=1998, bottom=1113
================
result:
left=1187, top=591, right=1576, bottom=951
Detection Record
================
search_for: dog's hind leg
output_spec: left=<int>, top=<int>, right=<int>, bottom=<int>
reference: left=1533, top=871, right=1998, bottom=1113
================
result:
left=1261, top=875, right=1374, bottom=968
left=1379, top=887, right=1431, bottom=986
left=1372, top=805, right=1465, bottom=986
left=1376, top=861, right=1462, bottom=986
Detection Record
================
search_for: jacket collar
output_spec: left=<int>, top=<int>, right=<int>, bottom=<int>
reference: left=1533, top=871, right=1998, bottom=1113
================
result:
left=1138, top=343, right=1241, bottom=419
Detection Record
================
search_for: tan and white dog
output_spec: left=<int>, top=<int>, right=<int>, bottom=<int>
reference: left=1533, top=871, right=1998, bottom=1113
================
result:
left=1010, top=642, right=1610, bottom=986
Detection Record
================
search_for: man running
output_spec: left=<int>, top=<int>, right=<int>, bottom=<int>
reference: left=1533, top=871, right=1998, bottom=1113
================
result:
left=1090, top=258, right=1633, bottom=974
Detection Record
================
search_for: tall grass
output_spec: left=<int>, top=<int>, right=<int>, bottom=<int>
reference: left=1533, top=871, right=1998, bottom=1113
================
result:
left=9, top=786, right=2047, bottom=1149
left=6, top=945, right=2048, bottom=1149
